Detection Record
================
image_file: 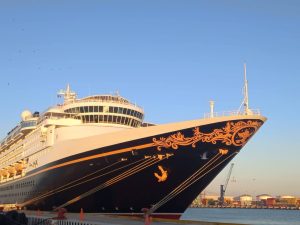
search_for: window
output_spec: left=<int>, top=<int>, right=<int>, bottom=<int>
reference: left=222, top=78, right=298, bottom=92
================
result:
left=99, top=115, right=103, bottom=122
left=121, top=117, right=125, bottom=124
left=90, top=115, right=95, bottom=123
left=123, top=108, right=127, bottom=115
left=108, top=115, right=112, bottom=123
left=104, top=106, right=109, bottom=113
left=117, top=116, right=122, bottom=124
left=109, top=107, right=114, bottom=113
left=113, top=116, right=117, bottom=123
left=84, top=106, right=88, bottom=113
left=94, top=115, right=99, bottom=122
left=125, top=117, right=129, bottom=125
left=118, top=107, right=123, bottom=114
left=80, top=107, right=84, bottom=113
left=94, top=106, right=99, bottom=112
left=104, top=115, right=108, bottom=123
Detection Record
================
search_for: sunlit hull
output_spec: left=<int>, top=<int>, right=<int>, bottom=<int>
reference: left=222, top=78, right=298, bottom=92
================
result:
left=0, top=116, right=265, bottom=219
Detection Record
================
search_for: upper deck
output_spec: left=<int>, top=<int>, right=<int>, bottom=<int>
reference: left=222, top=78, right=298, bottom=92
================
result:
left=0, top=85, right=145, bottom=152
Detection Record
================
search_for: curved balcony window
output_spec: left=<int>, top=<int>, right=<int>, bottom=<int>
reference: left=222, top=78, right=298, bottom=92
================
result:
left=80, top=115, right=141, bottom=127
left=65, top=106, right=144, bottom=121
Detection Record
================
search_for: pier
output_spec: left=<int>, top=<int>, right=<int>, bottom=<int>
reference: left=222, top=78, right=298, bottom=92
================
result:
left=23, top=211, right=245, bottom=225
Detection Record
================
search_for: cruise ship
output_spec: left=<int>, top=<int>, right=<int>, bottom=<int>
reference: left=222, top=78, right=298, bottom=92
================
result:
left=0, top=69, right=266, bottom=219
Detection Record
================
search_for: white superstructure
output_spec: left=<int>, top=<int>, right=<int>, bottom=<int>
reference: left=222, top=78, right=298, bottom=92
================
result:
left=0, top=85, right=145, bottom=184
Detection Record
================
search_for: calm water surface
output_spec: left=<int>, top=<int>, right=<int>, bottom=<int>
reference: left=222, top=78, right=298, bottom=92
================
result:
left=181, top=208, right=300, bottom=225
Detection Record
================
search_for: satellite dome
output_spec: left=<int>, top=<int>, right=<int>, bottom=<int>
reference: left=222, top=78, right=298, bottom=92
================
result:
left=21, top=110, right=32, bottom=121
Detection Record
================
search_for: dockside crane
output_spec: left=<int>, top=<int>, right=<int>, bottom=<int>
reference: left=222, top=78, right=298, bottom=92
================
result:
left=219, top=163, right=234, bottom=206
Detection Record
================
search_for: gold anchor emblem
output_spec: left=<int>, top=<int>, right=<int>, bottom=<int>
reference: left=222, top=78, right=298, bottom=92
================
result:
left=154, top=165, right=168, bottom=182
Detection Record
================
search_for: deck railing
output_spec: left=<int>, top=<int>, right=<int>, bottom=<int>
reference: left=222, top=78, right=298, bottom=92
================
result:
left=203, top=109, right=261, bottom=119
left=27, top=216, right=107, bottom=225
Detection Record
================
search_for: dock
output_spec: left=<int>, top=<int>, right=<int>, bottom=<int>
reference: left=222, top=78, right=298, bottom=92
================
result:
left=23, top=211, right=247, bottom=225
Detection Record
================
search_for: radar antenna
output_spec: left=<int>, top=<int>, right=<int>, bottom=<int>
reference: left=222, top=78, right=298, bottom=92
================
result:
left=57, top=84, right=77, bottom=103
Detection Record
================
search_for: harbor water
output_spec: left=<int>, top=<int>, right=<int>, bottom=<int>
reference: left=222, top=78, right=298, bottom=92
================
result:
left=181, top=208, right=300, bottom=225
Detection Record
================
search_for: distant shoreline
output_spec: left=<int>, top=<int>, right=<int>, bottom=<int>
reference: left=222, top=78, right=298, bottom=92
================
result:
left=191, top=206, right=300, bottom=210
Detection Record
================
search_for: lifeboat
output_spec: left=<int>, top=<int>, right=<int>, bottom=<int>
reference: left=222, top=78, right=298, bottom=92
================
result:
left=15, top=161, right=27, bottom=173
left=0, top=169, right=9, bottom=178
left=7, top=166, right=17, bottom=177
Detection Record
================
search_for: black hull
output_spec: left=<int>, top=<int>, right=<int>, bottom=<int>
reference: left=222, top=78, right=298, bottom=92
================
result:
left=0, top=118, right=263, bottom=218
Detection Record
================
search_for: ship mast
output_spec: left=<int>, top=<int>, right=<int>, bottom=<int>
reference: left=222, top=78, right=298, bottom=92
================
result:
left=238, top=63, right=252, bottom=115
left=243, top=63, right=250, bottom=115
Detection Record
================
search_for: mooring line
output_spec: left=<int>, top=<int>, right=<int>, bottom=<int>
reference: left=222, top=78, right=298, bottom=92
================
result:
left=19, top=157, right=147, bottom=207
left=149, top=152, right=222, bottom=212
left=150, top=152, right=237, bottom=213
left=56, top=155, right=168, bottom=209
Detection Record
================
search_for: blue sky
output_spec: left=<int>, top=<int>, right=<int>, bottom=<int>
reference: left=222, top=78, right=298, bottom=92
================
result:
left=0, top=1, right=299, bottom=197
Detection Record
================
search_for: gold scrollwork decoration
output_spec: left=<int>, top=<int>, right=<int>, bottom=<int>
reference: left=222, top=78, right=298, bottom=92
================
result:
left=152, top=120, right=262, bottom=151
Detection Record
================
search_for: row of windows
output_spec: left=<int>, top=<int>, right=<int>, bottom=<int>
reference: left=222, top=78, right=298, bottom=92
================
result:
left=0, top=190, right=37, bottom=198
left=76, top=115, right=141, bottom=128
left=0, top=180, right=34, bottom=192
left=15, top=180, right=35, bottom=189
left=0, top=144, right=23, bottom=165
left=65, top=106, right=144, bottom=120
left=0, top=185, right=13, bottom=191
